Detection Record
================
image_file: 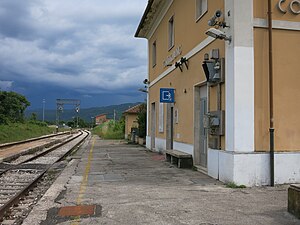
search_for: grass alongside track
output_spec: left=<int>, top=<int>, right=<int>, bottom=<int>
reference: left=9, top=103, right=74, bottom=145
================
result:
left=0, top=123, right=56, bottom=144
left=92, top=120, right=124, bottom=139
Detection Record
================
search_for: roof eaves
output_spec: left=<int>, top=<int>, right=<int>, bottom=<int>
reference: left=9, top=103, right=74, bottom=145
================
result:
left=123, top=104, right=142, bottom=114
left=135, top=0, right=154, bottom=38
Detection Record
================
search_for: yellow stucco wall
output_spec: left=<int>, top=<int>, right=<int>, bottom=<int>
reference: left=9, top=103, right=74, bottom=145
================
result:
left=125, top=114, right=138, bottom=138
left=254, top=0, right=300, bottom=22
left=254, top=0, right=300, bottom=151
left=148, top=0, right=225, bottom=146
left=254, top=28, right=300, bottom=151
left=149, top=0, right=224, bottom=80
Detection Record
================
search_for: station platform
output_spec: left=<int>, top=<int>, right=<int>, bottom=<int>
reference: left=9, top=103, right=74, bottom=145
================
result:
left=22, top=135, right=299, bottom=225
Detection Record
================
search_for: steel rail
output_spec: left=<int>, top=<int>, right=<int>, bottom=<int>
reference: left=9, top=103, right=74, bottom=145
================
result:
left=0, top=131, right=82, bottom=176
left=0, top=169, right=45, bottom=220
left=0, top=131, right=74, bottom=150
left=21, top=131, right=84, bottom=164
left=0, top=130, right=89, bottom=220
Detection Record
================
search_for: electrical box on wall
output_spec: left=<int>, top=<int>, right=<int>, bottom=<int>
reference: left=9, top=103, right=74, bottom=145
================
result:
left=203, top=110, right=225, bottom=136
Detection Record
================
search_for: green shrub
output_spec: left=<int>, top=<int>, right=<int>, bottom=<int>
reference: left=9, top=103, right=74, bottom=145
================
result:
left=92, top=124, right=104, bottom=137
left=28, top=120, right=48, bottom=127
left=137, top=103, right=147, bottom=138
left=225, top=182, right=247, bottom=189
left=0, top=122, right=55, bottom=144
left=92, top=120, right=124, bottom=140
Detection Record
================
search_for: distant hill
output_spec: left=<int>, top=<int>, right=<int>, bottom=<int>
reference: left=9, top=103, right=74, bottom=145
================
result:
left=25, top=102, right=142, bottom=123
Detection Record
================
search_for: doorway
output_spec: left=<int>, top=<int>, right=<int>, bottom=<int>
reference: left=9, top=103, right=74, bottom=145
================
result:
left=194, top=85, right=208, bottom=168
left=166, top=104, right=174, bottom=150
left=199, top=96, right=207, bottom=167
left=151, top=102, right=156, bottom=150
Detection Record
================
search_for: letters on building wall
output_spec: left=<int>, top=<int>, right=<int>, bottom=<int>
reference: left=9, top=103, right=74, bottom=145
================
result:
left=277, top=0, right=300, bottom=14
left=163, top=46, right=182, bottom=67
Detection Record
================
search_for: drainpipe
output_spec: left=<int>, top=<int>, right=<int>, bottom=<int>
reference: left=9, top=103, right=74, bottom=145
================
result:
left=268, top=0, right=275, bottom=187
left=217, top=83, right=222, bottom=149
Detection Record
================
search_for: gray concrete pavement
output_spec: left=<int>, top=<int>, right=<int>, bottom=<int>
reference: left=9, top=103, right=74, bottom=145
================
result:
left=22, top=135, right=299, bottom=225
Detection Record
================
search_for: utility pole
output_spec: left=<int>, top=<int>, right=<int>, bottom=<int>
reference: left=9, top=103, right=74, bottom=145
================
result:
left=76, top=106, right=80, bottom=128
left=114, top=110, right=116, bottom=123
left=91, top=116, right=94, bottom=129
left=42, top=99, right=45, bottom=122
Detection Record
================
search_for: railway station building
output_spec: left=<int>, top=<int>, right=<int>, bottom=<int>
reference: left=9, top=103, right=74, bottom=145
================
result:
left=135, top=0, right=300, bottom=186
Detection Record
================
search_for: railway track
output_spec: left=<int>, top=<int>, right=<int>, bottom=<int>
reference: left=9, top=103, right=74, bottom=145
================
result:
left=0, top=131, right=71, bottom=150
left=0, top=130, right=89, bottom=224
left=0, top=131, right=75, bottom=165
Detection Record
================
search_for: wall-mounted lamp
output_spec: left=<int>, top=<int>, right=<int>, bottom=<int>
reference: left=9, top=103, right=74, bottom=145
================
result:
left=180, top=57, right=189, bottom=70
left=142, top=79, right=150, bottom=90
left=206, top=28, right=231, bottom=43
left=143, top=79, right=150, bottom=85
left=175, top=61, right=183, bottom=72
left=138, top=88, right=148, bottom=93
left=175, top=57, right=189, bottom=72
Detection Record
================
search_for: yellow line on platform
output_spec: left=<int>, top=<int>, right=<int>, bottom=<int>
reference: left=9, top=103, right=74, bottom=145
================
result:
left=71, top=137, right=96, bottom=225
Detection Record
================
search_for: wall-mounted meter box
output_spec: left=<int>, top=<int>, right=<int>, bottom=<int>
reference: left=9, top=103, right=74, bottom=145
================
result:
left=204, top=110, right=225, bottom=136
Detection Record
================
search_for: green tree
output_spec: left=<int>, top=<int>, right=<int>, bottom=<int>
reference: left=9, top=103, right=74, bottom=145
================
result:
left=30, top=113, right=37, bottom=121
left=0, top=91, right=30, bottom=124
left=113, top=116, right=125, bottom=133
left=66, top=117, right=89, bottom=128
left=78, top=118, right=88, bottom=128
left=137, top=103, right=147, bottom=138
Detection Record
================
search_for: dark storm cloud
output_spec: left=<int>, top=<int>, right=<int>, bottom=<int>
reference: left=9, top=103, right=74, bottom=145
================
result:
left=0, top=0, right=148, bottom=108
left=0, top=0, right=36, bottom=39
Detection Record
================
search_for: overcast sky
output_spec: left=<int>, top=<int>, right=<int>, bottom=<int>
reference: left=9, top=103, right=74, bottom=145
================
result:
left=0, top=0, right=148, bottom=109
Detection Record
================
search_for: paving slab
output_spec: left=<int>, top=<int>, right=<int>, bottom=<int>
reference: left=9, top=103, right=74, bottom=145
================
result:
left=22, top=136, right=299, bottom=225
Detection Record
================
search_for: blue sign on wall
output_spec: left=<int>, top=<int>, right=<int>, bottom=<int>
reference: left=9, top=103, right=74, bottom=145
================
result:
left=160, top=88, right=175, bottom=103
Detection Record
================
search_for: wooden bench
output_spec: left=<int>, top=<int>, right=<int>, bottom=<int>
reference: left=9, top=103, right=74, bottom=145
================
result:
left=288, top=184, right=300, bottom=219
left=165, top=149, right=193, bottom=169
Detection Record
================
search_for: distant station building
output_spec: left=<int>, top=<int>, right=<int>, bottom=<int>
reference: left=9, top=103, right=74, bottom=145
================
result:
left=123, top=104, right=142, bottom=139
left=95, top=114, right=108, bottom=125
left=135, top=0, right=300, bottom=186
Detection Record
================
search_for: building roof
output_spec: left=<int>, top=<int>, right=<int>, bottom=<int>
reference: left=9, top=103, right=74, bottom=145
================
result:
left=135, top=0, right=165, bottom=38
left=124, top=104, right=143, bottom=114
left=95, top=113, right=107, bottom=118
